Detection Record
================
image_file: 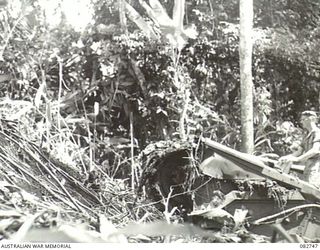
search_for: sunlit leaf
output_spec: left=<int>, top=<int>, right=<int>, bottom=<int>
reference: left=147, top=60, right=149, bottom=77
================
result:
left=99, top=214, right=127, bottom=243
left=233, top=209, right=248, bottom=228
left=130, top=58, right=146, bottom=91
left=34, top=82, right=46, bottom=109
left=183, top=24, right=198, bottom=39
left=94, top=102, right=99, bottom=116
left=7, top=101, right=33, bottom=120
left=189, top=207, right=235, bottom=226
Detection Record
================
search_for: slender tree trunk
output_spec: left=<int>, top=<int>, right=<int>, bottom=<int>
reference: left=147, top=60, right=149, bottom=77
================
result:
left=119, top=0, right=128, bottom=34
left=239, top=0, right=254, bottom=153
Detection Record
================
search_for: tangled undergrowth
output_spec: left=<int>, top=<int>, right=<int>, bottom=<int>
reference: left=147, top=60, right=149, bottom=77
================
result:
left=0, top=99, right=273, bottom=243
left=0, top=99, right=316, bottom=243
left=0, top=99, right=166, bottom=242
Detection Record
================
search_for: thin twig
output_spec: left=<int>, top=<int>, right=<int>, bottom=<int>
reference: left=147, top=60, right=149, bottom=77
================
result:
left=57, top=57, right=63, bottom=145
left=0, top=153, right=77, bottom=211
left=253, top=204, right=320, bottom=225
left=25, top=149, right=86, bottom=213
left=1, top=125, right=90, bottom=212
left=130, top=111, right=135, bottom=190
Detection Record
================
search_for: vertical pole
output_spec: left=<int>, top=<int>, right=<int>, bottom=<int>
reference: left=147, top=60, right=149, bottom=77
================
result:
left=239, top=0, right=254, bottom=153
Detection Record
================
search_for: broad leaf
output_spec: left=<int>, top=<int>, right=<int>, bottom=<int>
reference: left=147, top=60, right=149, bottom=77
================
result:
left=233, top=209, right=248, bottom=229
left=99, top=214, right=127, bottom=243
left=189, top=207, right=235, bottom=226
left=34, top=82, right=46, bottom=109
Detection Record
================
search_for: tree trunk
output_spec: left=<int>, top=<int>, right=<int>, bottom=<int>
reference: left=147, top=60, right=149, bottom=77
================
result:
left=239, top=0, right=254, bottom=153
left=119, top=0, right=128, bottom=34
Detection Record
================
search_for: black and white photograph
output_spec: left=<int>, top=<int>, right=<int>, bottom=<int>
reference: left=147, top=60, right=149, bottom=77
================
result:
left=0, top=0, right=320, bottom=246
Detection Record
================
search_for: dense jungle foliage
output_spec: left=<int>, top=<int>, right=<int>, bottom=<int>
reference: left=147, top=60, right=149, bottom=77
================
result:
left=0, top=0, right=320, bottom=243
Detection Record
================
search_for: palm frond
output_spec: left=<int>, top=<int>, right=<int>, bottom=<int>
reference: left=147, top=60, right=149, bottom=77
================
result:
left=124, top=1, right=158, bottom=39
left=148, top=0, right=172, bottom=26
